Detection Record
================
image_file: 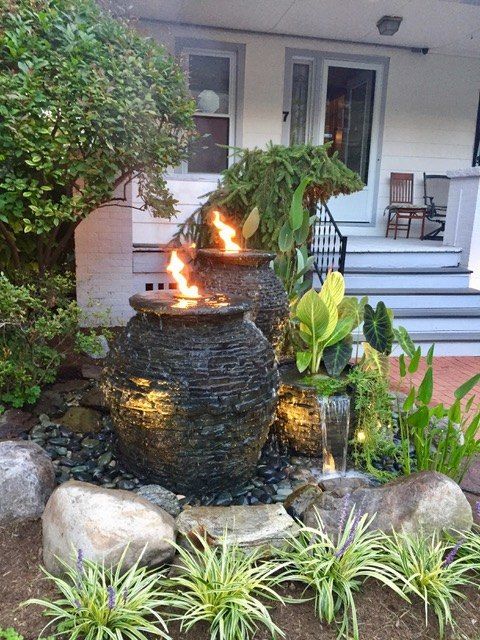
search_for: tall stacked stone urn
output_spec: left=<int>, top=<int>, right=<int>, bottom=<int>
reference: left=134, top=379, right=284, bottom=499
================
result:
left=194, top=249, right=289, bottom=353
left=102, top=292, right=279, bottom=496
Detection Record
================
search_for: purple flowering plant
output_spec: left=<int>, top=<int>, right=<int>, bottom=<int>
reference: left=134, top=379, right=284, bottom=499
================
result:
left=380, top=531, right=475, bottom=638
left=278, top=507, right=407, bottom=640
left=24, top=547, right=170, bottom=640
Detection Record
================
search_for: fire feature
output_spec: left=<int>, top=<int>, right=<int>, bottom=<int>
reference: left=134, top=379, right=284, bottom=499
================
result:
left=102, top=249, right=279, bottom=496
left=194, top=211, right=289, bottom=354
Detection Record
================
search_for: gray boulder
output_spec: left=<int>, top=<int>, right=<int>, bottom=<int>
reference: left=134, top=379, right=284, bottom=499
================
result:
left=176, top=504, right=299, bottom=553
left=304, top=471, right=473, bottom=537
left=135, top=484, right=182, bottom=517
left=0, top=440, right=55, bottom=524
left=42, top=481, right=175, bottom=575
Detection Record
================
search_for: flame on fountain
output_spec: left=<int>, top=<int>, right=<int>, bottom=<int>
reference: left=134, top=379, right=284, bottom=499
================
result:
left=166, top=250, right=201, bottom=299
left=211, top=210, right=241, bottom=252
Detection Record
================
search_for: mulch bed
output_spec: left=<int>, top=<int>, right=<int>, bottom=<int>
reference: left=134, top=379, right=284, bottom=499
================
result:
left=1, top=520, right=479, bottom=640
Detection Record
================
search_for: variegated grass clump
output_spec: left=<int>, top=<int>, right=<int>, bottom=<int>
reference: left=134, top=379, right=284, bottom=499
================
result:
left=25, top=549, right=170, bottom=640
left=278, top=507, right=407, bottom=640
left=380, top=531, right=476, bottom=638
left=160, top=533, right=287, bottom=640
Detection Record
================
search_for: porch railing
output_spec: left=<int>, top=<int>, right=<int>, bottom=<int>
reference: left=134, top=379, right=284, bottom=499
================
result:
left=310, top=202, right=348, bottom=285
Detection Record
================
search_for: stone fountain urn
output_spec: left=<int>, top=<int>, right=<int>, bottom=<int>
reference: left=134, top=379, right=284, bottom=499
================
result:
left=274, top=364, right=353, bottom=473
left=194, top=249, right=289, bottom=354
left=102, top=291, right=279, bottom=496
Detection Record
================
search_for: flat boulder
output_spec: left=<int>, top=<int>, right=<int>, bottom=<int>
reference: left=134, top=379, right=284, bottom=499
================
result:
left=42, top=481, right=175, bottom=575
left=0, top=441, right=55, bottom=524
left=304, top=471, right=473, bottom=537
left=136, top=484, right=182, bottom=517
left=176, top=504, right=299, bottom=552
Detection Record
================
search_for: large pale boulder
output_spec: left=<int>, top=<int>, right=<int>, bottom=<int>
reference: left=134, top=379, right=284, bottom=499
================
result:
left=176, top=504, right=299, bottom=552
left=42, top=481, right=175, bottom=575
left=0, top=440, right=55, bottom=524
left=304, top=471, right=473, bottom=537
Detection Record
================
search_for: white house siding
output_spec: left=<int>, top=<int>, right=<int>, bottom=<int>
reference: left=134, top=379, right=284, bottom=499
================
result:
left=130, top=20, right=480, bottom=244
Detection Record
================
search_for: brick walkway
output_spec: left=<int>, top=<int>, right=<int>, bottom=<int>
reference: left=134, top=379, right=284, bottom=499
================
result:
left=389, top=356, right=480, bottom=406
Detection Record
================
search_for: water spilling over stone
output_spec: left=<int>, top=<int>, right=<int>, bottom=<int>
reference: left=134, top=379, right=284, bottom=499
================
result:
left=194, top=249, right=289, bottom=353
left=275, top=367, right=352, bottom=471
left=102, top=291, right=279, bottom=496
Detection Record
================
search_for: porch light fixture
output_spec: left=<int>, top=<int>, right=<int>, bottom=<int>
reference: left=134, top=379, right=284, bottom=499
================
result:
left=376, top=15, right=403, bottom=36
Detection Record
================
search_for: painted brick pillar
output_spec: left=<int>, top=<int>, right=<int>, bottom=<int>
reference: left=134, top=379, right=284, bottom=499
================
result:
left=75, top=183, right=134, bottom=326
left=445, top=167, right=480, bottom=289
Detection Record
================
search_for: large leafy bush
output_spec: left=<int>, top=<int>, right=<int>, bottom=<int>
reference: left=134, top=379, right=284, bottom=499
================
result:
left=0, top=0, right=195, bottom=273
left=0, top=273, right=103, bottom=409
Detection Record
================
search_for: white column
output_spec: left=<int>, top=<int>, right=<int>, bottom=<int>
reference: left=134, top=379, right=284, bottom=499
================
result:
left=445, top=167, right=480, bottom=289
left=75, top=182, right=134, bottom=326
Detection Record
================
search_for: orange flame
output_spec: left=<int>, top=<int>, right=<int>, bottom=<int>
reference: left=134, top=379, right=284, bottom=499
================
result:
left=166, top=250, right=201, bottom=299
left=211, top=210, right=241, bottom=252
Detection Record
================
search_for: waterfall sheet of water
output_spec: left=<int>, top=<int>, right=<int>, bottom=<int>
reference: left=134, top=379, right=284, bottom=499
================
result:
left=320, top=394, right=351, bottom=477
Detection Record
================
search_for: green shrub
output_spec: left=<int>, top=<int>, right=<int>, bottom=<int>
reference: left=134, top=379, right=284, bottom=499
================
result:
left=0, top=273, right=104, bottom=409
left=279, top=508, right=407, bottom=640
left=0, top=628, right=53, bottom=640
left=25, top=549, right=169, bottom=640
left=380, top=532, right=475, bottom=638
left=0, top=0, right=195, bottom=273
left=161, top=533, right=286, bottom=640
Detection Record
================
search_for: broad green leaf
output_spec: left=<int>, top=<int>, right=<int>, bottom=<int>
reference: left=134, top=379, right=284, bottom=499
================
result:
left=407, top=405, right=430, bottom=429
left=296, top=289, right=332, bottom=340
left=323, top=338, right=353, bottom=377
left=296, top=350, right=312, bottom=373
left=320, top=271, right=345, bottom=307
left=448, top=399, right=461, bottom=424
left=278, top=221, right=294, bottom=252
left=296, top=247, right=305, bottom=273
left=454, top=372, right=480, bottom=400
left=395, top=326, right=416, bottom=358
left=289, top=177, right=310, bottom=231
left=242, top=206, right=260, bottom=239
left=324, top=317, right=354, bottom=347
left=362, top=342, right=390, bottom=378
left=363, top=302, right=394, bottom=355
left=294, top=209, right=312, bottom=244
left=403, top=386, right=416, bottom=412
left=408, top=347, right=421, bottom=374
left=417, top=366, right=433, bottom=405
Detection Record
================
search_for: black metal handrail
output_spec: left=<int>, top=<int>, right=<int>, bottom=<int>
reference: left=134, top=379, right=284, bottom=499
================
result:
left=310, top=202, right=348, bottom=285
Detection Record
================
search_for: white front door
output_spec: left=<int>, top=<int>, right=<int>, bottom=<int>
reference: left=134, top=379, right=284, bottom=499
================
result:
left=283, top=52, right=386, bottom=225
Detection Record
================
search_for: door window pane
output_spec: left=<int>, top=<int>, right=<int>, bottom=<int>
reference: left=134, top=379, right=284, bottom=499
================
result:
left=189, top=54, right=230, bottom=114
left=290, top=63, right=310, bottom=145
left=188, top=115, right=229, bottom=174
left=323, top=66, right=375, bottom=183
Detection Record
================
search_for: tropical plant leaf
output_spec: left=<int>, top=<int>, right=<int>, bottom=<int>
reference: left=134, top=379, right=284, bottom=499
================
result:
left=323, top=337, right=353, bottom=377
left=408, top=347, right=421, bottom=374
left=395, top=326, right=416, bottom=358
left=417, top=366, right=433, bottom=405
left=454, top=373, right=480, bottom=400
left=363, top=302, right=394, bottom=355
left=324, top=317, right=354, bottom=348
left=242, top=206, right=260, bottom=239
left=296, top=350, right=312, bottom=373
left=296, top=289, right=332, bottom=340
left=362, top=342, right=390, bottom=378
left=289, top=177, right=310, bottom=231
left=294, top=209, right=312, bottom=244
left=278, top=221, right=294, bottom=252
left=320, top=271, right=345, bottom=307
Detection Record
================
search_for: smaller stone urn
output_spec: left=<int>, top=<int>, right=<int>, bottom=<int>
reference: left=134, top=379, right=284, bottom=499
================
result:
left=194, top=248, right=289, bottom=354
left=275, top=364, right=352, bottom=473
left=102, top=291, right=279, bottom=496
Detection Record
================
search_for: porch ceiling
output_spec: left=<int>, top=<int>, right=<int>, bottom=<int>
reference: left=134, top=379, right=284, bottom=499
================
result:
left=120, top=0, right=480, bottom=57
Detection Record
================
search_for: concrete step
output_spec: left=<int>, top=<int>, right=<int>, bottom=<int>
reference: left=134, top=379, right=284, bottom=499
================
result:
left=344, top=238, right=461, bottom=269
left=392, top=307, right=480, bottom=332
left=342, top=267, right=471, bottom=290
left=346, top=287, right=480, bottom=309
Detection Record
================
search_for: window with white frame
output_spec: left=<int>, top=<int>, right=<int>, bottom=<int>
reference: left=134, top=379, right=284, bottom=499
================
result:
left=183, top=48, right=237, bottom=174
